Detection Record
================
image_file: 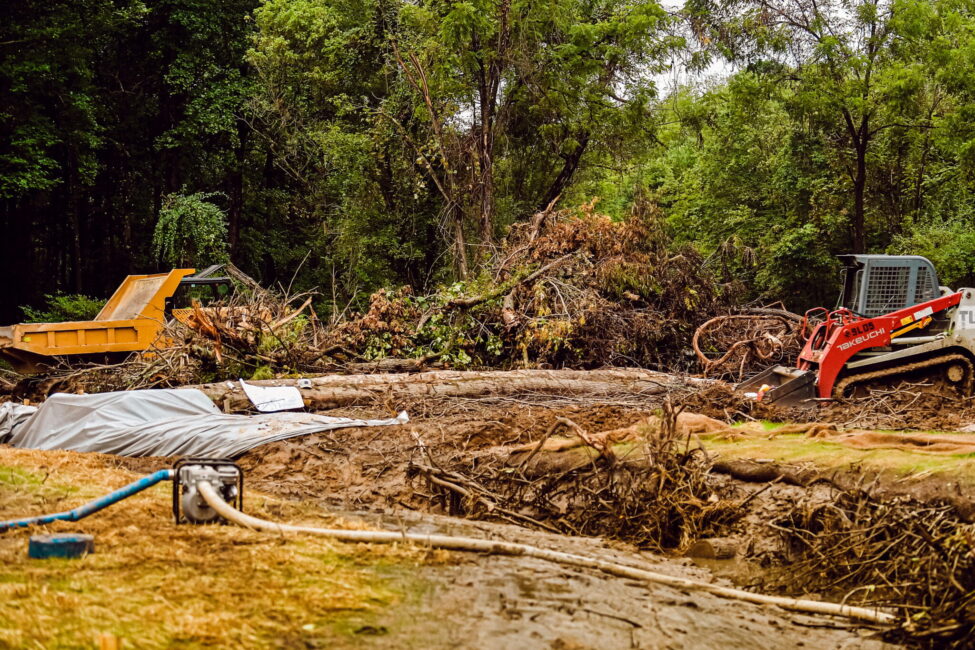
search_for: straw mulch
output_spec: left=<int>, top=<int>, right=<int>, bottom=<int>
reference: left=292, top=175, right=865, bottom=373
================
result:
left=0, top=447, right=436, bottom=648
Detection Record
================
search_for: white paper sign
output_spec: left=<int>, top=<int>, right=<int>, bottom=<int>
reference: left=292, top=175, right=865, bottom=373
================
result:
left=239, top=380, right=305, bottom=412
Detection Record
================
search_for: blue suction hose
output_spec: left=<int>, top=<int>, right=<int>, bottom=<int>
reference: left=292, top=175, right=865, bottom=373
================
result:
left=0, top=469, right=174, bottom=532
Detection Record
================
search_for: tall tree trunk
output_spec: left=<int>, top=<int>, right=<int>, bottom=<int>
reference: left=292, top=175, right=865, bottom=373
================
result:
left=0, top=198, right=34, bottom=322
left=478, top=87, right=495, bottom=253
left=227, top=118, right=248, bottom=257
left=475, top=72, right=493, bottom=261
left=479, top=127, right=495, bottom=251
left=65, top=149, right=84, bottom=292
left=452, top=203, right=469, bottom=280
left=843, top=110, right=869, bottom=254
left=912, top=104, right=936, bottom=219
left=852, top=128, right=868, bottom=254
left=538, top=134, right=590, bottom=211
left=475, top=0, right=509, bottom=259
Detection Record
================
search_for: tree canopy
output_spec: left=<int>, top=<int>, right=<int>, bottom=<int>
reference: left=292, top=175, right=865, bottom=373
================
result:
left=2, top=0, right=975, bottom=320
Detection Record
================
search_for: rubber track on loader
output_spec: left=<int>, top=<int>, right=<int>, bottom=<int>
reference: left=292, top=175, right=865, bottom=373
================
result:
left=832, top=353, right=974, bottom=400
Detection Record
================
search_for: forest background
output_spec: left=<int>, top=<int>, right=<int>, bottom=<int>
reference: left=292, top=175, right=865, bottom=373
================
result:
left=3, top=0, right=975, bottom=323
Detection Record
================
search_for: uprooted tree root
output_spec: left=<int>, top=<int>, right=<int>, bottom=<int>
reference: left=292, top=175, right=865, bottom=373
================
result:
left=766, top=486, right=975, bottom=647
left=409, top=402, right=742, bottom=553
left=692, top=308, right=802, bottom=381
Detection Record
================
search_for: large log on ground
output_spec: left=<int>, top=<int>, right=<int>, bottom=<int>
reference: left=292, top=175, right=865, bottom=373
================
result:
left=183, top=368, right=715, bottom=411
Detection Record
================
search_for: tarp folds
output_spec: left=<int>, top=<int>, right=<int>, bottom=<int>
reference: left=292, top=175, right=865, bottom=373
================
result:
left=0, top=389, right=407, bottom=458
left=0, top=402, right=37, bottom=441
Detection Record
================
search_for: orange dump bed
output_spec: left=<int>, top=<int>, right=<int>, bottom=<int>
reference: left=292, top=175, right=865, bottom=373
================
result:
left=0, top=269, right=194, bottom=372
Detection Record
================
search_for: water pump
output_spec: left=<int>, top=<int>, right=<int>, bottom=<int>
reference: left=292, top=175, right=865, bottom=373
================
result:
left=172, top=458, right=244, bottom=524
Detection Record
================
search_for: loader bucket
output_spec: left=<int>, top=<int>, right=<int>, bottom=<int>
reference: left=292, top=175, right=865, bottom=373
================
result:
left=737, top=366, right=817, bottom=407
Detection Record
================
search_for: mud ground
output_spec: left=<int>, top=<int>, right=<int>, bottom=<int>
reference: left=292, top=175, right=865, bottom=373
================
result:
left=96, top=393, right=975, bottom=648
left=116, top=398, right=942, bottom=647
left=288, top=509, right=894, bottom=649
left=126, top=403, right=656, bottom=509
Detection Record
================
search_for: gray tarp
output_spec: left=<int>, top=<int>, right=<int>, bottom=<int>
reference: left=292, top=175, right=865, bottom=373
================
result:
left=0, top=389, right=407, bottom=458
left=0, top=402, right=37, bottom=440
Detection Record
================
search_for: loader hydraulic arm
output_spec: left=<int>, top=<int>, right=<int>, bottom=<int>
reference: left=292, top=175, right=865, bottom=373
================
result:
left=799, top=291, right=962, bottom=399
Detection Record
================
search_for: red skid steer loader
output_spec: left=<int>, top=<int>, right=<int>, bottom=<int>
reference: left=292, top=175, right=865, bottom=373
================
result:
left=739, top=255, right=975, bottom=405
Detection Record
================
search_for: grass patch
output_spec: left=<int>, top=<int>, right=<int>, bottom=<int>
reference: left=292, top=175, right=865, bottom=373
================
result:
left=0, top=447, right=435, bottom=649
left=0, top=465, right=45, bottom=487
left=729, top=420, right=784, bottom=432
left=702, top=431, right=975, bottom=486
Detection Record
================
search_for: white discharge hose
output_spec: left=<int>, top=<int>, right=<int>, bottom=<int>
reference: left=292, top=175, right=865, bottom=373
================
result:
left=197, top=481, right=896, bottom=626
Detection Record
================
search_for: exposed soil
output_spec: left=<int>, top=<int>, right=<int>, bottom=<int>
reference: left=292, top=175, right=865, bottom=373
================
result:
left=3, top=442, right=894, bottom=649
left=240, top=404, right=653, bottom=508
left=672, top=376, right=975, bottom=431
left=337, top=509, right=894, bottom=649
left=118, top=394, right=975, bottom=533
left=22, top=383, right=975, bottom=647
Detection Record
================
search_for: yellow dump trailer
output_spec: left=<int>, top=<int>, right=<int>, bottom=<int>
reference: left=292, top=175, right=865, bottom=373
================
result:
left=0, top=268, right=228, bottom=373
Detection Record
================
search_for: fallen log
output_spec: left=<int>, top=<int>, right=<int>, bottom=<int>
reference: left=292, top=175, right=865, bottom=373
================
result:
left=183, top=368, right=716, bottom=412
left=324, top=355, right=444, bottom=374
left=685, top=537, right=738, bottom=560
left=710, top=459, right=823, bottom=487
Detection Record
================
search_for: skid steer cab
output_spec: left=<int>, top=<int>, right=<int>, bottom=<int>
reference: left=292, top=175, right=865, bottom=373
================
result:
left=0, top=266, right=232, bottom=374
left=739, top=255, right=975, bottom=406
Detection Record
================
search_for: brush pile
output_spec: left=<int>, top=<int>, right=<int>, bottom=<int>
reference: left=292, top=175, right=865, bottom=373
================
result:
left=3, top=202, right=746, bottom=399
left=170, top=291, right=322, bottom=371
left=328, top=201, right=742, bottom=371
left=768, top=487, right=975, bottom=647
left=410, top=402, right=742, bottom=552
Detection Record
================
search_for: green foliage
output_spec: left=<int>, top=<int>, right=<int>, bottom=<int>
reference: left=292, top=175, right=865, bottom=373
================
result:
left=409, top=309, right=486, bottom=368
left=0, top=1, right=147, bottom=200
left=247, top=0, right=677, bottom=286
left=250, top=365, right=275, bottom=381
left=562, top=0, right=975, bottom=310
left=257, top=315, right=308, bottom=356
left=21, top=294, right=105, bottom=323
left=152, top=192, right=230, bottom=267
left=349, top=284, right=501, bottom=368
left=890, top=216, right=975, bottom=288
left=0, top=0, right=258, bottom=322
left=6, top=0, right=975, bottom=323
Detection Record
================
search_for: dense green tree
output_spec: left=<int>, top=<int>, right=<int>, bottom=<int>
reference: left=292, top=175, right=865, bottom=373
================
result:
left=152, top=192, right=230, bottom=267
left=3, top=0, right=975, bottom=321
left=247, top=0, right=678, bottom=287
left=0, top=0, right=255, bottom=321
left=246, top=0, right=435, bottom=297
left=391, top=0, right=677, bottom=273
left=587, top=0, right=975, bottom=307
left=687, top=0, right=936, bottom=253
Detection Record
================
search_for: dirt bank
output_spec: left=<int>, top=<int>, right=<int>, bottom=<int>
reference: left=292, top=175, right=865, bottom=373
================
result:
left=11, top=377, right=975, bottom=646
